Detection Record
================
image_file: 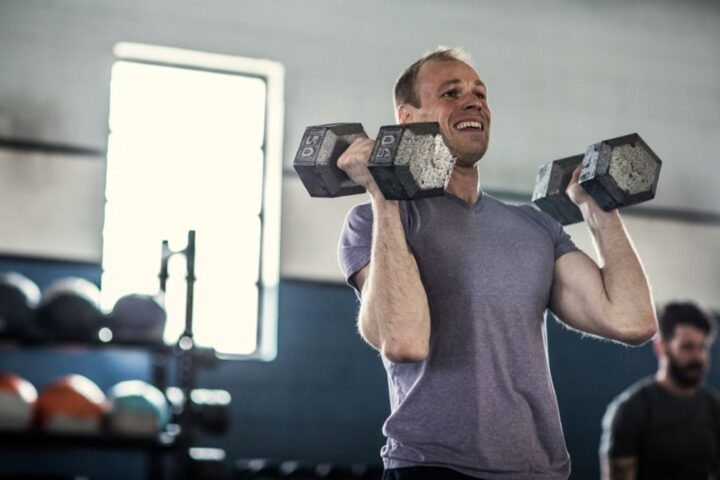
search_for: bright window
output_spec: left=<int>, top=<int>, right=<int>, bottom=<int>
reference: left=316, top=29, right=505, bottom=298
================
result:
left=101, top=43, right=283, bottom=358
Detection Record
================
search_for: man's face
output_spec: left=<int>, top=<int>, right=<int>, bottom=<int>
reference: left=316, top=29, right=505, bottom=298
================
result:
left=663, top=324, right=711, bottom=388
left=400, top=59, right=492, bottom=167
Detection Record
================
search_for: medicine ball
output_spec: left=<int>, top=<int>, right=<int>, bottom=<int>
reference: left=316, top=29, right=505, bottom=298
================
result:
left=0, top=372, right=38, bottom=430
left=106, top=294, right=167, bottom=344
left=36, top=277, right=104, bottom=341
left=35, top=374, right=107, bottom=434
left=107, top=380, right=170, bottom=437
left=0, top=272, right=41, bottom=338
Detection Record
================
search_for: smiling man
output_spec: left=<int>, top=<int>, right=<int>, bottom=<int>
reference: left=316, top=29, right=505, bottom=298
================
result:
left=337, top=47, right=657, bottom=480
left=600, top=302, right=720, bottom=480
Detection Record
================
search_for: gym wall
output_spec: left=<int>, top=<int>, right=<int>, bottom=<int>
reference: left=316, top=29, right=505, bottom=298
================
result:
left=0, top=1, right=719, bottom=479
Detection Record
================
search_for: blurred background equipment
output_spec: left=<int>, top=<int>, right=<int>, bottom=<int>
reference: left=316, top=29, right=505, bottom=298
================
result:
left=106, top=379, right=170, bottom=437
left=106, top=294, right=167, bottom=344
left=234, top=459, right=282, bottom=480
left=0, top=372, right=38, bottom=430
left=35, top=374, right=107, bottom=434
left=189, top=388, right=232, bottom=435
left=188, top=447, right=227, bottom=480
left=35, top=277, right=104, bottom=342
left=0, top=271, right=41, bottom=338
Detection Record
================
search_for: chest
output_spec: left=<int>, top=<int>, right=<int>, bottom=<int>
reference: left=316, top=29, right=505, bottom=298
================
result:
left=640, top=396, right=719, bottom=471
left=406, top=203, right=557, bottom=309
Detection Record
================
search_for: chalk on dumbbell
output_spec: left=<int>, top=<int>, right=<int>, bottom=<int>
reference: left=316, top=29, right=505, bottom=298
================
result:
left=368, top=122, right=455, bottom=200
left=579, top=133, right=661, bottom=210
left=293, top=123, right=368, bottom=197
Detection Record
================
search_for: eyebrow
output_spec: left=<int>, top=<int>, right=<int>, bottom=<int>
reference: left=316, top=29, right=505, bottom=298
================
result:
left=438, top=78, right=486, bottom=90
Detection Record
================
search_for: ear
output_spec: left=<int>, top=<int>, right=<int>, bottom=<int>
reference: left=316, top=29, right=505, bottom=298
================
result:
left=653, top=337, right=666, bottom=358
left=397, top=103, right=415, bottom=124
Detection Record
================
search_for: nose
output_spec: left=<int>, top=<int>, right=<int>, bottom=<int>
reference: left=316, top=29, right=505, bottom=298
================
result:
left=460, top=92, right=483, bottom=111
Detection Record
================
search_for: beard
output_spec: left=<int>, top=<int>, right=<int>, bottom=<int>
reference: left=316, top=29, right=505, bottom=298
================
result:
left=667, top=352, right=705, bottom=388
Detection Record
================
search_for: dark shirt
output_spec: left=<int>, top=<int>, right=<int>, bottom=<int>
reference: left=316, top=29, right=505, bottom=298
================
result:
left=601, top=377, right=720, bottom=480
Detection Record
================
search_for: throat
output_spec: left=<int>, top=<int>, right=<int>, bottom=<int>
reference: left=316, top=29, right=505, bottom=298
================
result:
left=445, top=165, right=481, bottom=204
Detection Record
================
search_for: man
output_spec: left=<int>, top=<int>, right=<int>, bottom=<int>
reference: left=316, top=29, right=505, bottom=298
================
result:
left=337, top=47, right=657, bottom=480
left=600, top=302, right=720, bottom=480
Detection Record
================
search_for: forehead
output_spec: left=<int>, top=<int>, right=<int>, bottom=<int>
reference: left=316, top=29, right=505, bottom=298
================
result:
left=669, top=324, right=709, bottom=344
left=416, top=59, right=485, bottom=91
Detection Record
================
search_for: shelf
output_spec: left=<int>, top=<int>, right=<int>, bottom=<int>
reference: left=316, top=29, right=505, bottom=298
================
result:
left=0, top=335, right=173, bottom=353
left=0, top=425, right=181, bottom=451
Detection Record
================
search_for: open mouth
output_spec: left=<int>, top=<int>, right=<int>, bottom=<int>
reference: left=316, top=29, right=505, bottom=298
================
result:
left=454, top=120, right=484, bottom=131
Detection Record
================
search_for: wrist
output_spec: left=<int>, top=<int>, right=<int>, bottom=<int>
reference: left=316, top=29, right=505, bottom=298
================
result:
left=580, top=201, right=622, bottom=232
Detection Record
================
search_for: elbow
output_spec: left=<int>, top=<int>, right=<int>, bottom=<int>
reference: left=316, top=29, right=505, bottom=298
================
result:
left=618, top=313, right=658, bottom=346
left=382, top=338, right=429, bottom=363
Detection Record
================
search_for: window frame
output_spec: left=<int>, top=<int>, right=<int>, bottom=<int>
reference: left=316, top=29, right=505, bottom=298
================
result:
left=109, top=42, right=284, bottom=360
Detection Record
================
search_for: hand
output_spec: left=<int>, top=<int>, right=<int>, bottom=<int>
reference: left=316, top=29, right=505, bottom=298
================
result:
left=337, top=137, right=382, bottom=198
left=565, top=164, right=594, bottom=208
left=566, top=164, right=620, bottom=229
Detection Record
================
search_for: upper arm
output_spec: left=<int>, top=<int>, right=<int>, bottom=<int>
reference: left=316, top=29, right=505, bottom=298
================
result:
left=550, top=250, right=611, bottom=338
left=600, top=393, right=645, bottom=479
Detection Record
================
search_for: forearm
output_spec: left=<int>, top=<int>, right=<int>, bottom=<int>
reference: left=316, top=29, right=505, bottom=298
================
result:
left=582, top=203, right=656, bottom=343
left=359, top=194, right=430, bottom=362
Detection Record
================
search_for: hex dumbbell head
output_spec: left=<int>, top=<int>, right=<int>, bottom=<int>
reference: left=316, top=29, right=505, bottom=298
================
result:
left=532, top=155, right=584, bottom=225
left=579, top=133, right=662, bottom=211
left=368, top=122, right=455, bottom=200
left=293, top=123, right=367, bottom=197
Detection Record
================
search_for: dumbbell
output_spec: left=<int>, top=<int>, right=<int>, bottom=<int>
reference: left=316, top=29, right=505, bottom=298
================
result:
left=188, top=447, right=227, bottom=480
left=293, top=122, right=455, bottom=200
left=532, top=133, right=662, bottom=225
left=190, top=388, right=232, bottom=435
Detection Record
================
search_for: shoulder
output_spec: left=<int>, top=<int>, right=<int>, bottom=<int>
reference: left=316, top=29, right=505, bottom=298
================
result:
left=604, top=378, right=655, bottom=423
left=345, top=202, right=372, bottom=223
left=699, top=386, right=720, bottom=411
left=513, top=201, right=566, bottom=234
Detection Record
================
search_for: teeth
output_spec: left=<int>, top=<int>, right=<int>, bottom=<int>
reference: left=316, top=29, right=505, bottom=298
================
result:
left=455, top=121, right=483, bottom=130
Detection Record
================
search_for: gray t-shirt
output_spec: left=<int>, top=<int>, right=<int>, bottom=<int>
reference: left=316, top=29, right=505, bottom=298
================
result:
left=338, top=192, right=578, bottom=479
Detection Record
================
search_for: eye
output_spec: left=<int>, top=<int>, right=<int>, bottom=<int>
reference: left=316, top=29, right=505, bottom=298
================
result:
left=442, top=89, right=459, bottom=98
left=475, top=91, right=487, bottom=100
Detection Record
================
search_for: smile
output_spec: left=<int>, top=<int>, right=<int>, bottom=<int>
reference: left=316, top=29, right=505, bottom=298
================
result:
left=454, top=120, right=484, bottom=131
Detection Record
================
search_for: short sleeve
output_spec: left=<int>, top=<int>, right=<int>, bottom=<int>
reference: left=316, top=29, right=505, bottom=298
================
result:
left=517, top=204, right=578, bottom=260
left=337, top=203, right=373, bottom=295
left=600, top=388, right=647, bottom=458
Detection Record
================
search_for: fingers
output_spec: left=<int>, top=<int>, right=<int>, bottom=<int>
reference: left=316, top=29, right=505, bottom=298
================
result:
left=569, top=164, right=582, bottom=186
left=566, top=164, right=593, bottom=207
left=337, top=138, right=380, bottom=194
left=337, top=138, right=375, bottom=170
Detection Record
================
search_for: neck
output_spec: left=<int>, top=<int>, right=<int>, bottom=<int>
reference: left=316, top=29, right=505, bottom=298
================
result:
left=445, top=163, right=481, bottom=204
left=655, top=370, right=700, bottom=397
